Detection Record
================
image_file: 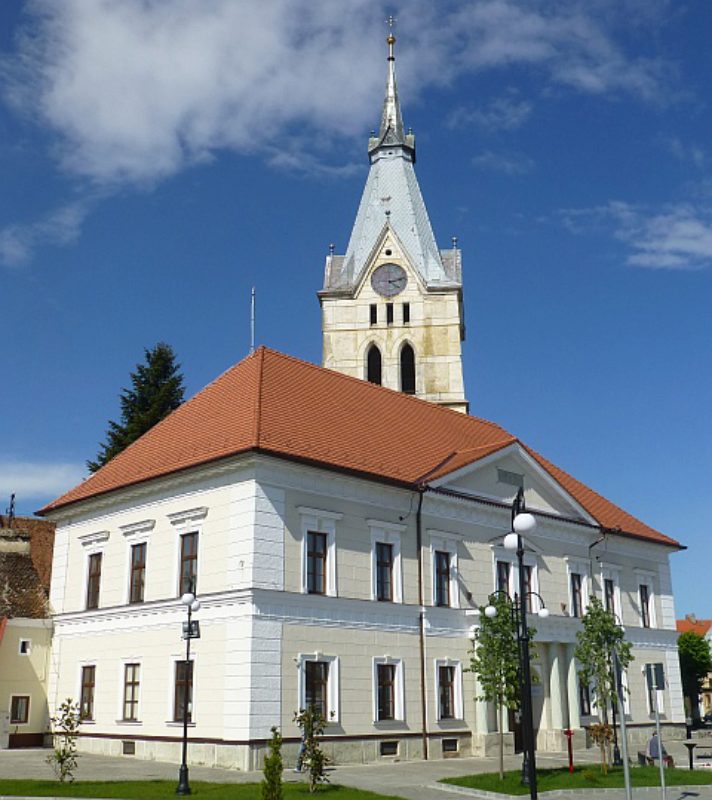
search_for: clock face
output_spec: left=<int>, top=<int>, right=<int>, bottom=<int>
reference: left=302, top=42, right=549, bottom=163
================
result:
left=371, top=263, right=408, bottom=297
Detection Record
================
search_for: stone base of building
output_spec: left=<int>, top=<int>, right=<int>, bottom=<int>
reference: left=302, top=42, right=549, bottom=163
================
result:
left=74, top=725, right=686, bottom=771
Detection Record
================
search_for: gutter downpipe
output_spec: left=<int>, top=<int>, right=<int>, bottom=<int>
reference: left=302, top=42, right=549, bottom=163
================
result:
left=416, top=485, right=428, bottom=760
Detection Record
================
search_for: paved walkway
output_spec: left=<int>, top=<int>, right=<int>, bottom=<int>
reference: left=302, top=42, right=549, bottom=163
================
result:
left=1, top=747, right=711, bottom=800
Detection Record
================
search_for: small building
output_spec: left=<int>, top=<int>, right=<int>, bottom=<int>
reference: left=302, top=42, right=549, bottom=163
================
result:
left=0, top=514, right=55, bottom=748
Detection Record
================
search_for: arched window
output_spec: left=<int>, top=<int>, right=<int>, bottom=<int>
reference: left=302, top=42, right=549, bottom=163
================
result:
left=400, top=344, right=415, bottom=394
left=367, top=344, right=382, bottom=385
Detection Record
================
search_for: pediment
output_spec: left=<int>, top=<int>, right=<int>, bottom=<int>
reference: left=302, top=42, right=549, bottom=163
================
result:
left=352, top=224, right=427, bottom=300
left=431, top=443, right=595, bottom=524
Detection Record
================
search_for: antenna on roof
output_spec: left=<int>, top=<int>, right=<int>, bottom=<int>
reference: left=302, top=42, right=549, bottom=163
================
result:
left=5, top=493, right=15, bottom=529
left=250, top=287, right=256, bottom=354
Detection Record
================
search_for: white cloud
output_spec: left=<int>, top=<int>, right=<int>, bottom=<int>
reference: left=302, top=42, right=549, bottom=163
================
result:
left=661, top=136, right=707, bottom=168
left=2, top=0, right=673, bottom=189
left=472, top=150, right=534, bottom=175
left=0, top=461, right=86, bottom=500
left=560, top=201, right=712, bottom=270
left=0, top=200, right=93, bottom=268
left=447, top=92, right=532, bottom=132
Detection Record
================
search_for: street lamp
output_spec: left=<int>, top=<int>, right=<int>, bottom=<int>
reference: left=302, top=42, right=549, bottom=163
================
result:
left=176, top=584, right=201, bottom=796
left=491, top=487, right=546, bottom=800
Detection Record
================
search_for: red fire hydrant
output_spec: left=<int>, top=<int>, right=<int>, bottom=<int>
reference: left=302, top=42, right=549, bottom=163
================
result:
left=565, top=728, right=574, bottom=773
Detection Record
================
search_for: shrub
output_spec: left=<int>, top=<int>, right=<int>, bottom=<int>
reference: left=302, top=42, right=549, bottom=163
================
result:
left=46, top=698, right=81, bottom=783
left=261, top=726, right=283, bottom=800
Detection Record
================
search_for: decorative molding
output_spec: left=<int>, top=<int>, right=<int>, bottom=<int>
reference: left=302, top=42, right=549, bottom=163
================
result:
left=366, top=518, right=406, bottom=532
left=297, top=506, right=343, bottom=521
left=120, top=519, right=156, bottom=538
left=168, top=507, right=208, bottom=527
left=78, top=530, right=110, bottom=548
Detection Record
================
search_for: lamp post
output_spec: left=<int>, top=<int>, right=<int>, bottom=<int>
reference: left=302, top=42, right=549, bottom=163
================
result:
left=176, top=583, right=201, bottom=796
left=484, top=488, right=549, bottom=800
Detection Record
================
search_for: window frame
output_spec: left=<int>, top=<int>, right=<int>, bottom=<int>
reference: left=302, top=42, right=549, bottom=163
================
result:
left=178, top=531, right=199, bottom=597
left=402, top=302, right=410, bottom=324
left=299, top=507, right=341, bottom=597
left=121, top=662, right=141, bottom=722
left=129, top=542, right=147, bottom=604
left=9, top=695, right=30, bottom=725
left=565, top=558, right=590, bottom=618
left=80, top=664, right=96, bottom=722
left=306, top=530, right=328, bottom=595
left=434, top=659, right=463, bottom=721
left=429, top=531, right=460, bottom=609
left=599, top=564, right=622, bottom=621
left=373, top=658, right=404, bottom=723
left=399, top=342, right=416, bottom=395
left=85, top=551, right=103, bottom=610
left=370, top=304, right=377, bottom=326
left=173, top=659, right=194, bottom=724
left=298, top=653, right=339, bottom=722
left=369, top=521, right=404, bottom=604
left=168, top=507, right=207, bottom=600
left=18, top=638, right=31, bottom=656
left=635, top=570, right=657, bottom=629
left=366, top=343, right=383, bottom=385
left=493, top=548, right=540, bottom=611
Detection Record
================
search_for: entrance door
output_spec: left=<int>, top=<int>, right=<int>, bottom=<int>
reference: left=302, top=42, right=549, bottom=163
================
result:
left=508, top=708, right=523, bottom=753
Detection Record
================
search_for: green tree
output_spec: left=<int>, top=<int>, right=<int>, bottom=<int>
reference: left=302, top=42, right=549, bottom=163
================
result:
left=469, top=593, right=537, bottom=779
left=261, top=726, right=283, bottom=800
left=678, top=631, right=712, bottom=721
left=88, top=342, right=185, bottom=472
left=574, top=596, right=633, bottom=773
left=293, top=707, right=330, bottom=793
left=46, top=698, right=81, bottom=783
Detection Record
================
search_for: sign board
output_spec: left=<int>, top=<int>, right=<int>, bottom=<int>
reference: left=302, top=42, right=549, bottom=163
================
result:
left=182, top=620, right=201, bottom=640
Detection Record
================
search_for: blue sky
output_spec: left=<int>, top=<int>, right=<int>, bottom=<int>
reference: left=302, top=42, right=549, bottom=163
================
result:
left=1, top=1, right=710, bottom=616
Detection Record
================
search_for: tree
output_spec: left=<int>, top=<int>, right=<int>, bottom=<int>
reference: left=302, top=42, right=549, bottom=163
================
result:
left=88, top=342, right=185, bottom=472
left=261, top=726, right=283, bottom=800
left=574, top=596, right=633, bottom=773
left=46, top=698, right=81, bottom=783
left=293, top=707, right=330, bottom=793
left=678, top=631, right=712, bottom=721
left=468, top=593, right=537, bottom=780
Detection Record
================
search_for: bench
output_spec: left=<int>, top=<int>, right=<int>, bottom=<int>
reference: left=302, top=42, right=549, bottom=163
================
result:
left=637, top=750, right=674, bottom=767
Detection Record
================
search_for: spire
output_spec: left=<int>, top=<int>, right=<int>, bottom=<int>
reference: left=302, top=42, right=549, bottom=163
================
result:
left=368, top=18, right=414, bottom=159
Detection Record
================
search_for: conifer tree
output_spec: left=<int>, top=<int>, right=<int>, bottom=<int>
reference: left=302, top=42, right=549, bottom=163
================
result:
left=87, top=342, right=185, bottom=472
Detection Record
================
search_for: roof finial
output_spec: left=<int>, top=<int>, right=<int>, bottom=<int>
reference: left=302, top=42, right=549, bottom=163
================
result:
left=370, top=14, right=408, bottom=154
left=387, top=15, right=397, bottom=60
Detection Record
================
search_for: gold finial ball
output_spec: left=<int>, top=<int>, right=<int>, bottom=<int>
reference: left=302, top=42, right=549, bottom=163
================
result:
left=387, top=33, right=396, bottom=45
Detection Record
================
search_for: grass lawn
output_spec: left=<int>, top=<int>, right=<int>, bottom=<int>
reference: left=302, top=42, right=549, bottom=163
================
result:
left=442, top=765, right=712, bottom=795
left=0, top=780, right=394, bottom=800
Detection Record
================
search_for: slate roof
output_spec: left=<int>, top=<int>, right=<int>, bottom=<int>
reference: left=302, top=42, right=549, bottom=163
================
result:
left=40, top=348, right=680, bottom=549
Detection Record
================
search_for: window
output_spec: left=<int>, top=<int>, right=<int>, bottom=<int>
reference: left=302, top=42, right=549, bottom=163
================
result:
left=80, top=665, right=96, bottom=721
left=604, top=578, right=615, bottom=614
left=370, top=304, right=377, bottom=325
left=86, top=552, right=102, bottom=609
left=640, top=584, right=651, bottom=628
left=10, top=696, right=29, bottom=724
left=434, top=551, right=451, bottom=607
left=386, top=303, right=394, bottom=325
left=376, top=542, right=393, bottom=601
left=522, top=564, right=533, bottom=613
left=402, top=302, right=410, bottom=324
left=376, top=663, right=395, bottom=721
left=438, top=666, right=455, bottom=719
left=174, top=660, right=194, bottom=723
left=18, top=639, right=31, bottom=655
left=307, top=531, right=328, bottom=595
left=571, top=573, right=583, bottom=618
left=305, top=661, right=329, bottom=716
left=179, top=532, right=198, bottom=596
left=579, top=680, right=592, bottom=716
left=367, top=344, right=382, bottom=385
left=129, top=543, right=147, bottom=604
left=496, top=560, right=510, bottom=596
left=122, top=663, right=140, bottom=721
left=400, top=344, right=415, bottom=394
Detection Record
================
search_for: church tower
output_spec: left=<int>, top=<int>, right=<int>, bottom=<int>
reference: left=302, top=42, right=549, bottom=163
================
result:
left=319, top=30, right=468, bottom=413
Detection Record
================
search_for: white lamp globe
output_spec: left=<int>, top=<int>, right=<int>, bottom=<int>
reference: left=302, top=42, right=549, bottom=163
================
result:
left=503, top=532, right=519, bottom=551
left=181, top=592, right=195, bottom=606
left=190, top=600, right=201, bottom=613
left=513, top=512, right=536, bottom=535
left=537, top=607, right=550, bottom=619
left=484, top=605, right=498, bottom=618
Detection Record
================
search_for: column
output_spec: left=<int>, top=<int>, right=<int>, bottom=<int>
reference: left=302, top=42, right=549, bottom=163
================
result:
left=566, top=643, right=581, bottom=729
left=549, top=644, right=565, bottom=731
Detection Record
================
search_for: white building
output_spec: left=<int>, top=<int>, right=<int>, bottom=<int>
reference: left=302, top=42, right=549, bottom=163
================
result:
left=41, top=33, right=684, bottom=770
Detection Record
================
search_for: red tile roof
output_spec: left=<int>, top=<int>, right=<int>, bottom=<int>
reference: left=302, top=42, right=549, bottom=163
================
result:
left=40, top=348, right=680, bottom=547
left=677, top=619, right=712, bottom=636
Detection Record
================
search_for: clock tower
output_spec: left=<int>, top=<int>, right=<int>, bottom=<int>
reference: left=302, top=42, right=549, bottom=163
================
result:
left=319, top=31, right=468, bottom=413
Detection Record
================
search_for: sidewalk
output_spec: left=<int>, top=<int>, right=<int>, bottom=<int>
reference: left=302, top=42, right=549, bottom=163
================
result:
left=1, top=747, right=710, bottom=800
